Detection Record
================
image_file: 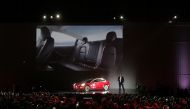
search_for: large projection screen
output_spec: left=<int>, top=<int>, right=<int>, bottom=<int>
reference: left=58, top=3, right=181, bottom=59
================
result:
left=36, top=25, right=124, bottom=92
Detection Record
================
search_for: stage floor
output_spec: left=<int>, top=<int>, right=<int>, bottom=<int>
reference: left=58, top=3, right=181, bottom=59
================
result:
left=53, top=89, right=137, bottom=95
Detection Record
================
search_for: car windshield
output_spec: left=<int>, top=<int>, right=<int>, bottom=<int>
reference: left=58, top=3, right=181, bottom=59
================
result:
left=82, top=79, right=93, bottom=83
left=93, top=78, right=105, bottom=82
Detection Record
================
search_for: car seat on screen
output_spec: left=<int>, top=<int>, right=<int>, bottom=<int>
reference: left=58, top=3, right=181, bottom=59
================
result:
left=36, top=27, right=54, bottom=70
left=71, top=39, right=80, bottom=62
left=71, top=37, right=89, bottom=63
left=62, top=37, right=92, bottom=71
left=78, top=37, right=89, bottom=63
left=97, top=31, right=117, bottom=70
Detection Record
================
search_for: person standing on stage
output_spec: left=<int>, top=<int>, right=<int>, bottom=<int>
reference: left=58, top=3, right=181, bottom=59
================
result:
left=118, top=73, right=125, bottom=94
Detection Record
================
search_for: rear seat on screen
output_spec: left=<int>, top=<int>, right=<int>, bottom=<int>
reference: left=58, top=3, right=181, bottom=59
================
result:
left=62, top=38, right=93, bottom=71
left=82, top=41, right=102, bottom=68
left=77, top=38, right=89, bottom=63
left=63, top=32, right=120, bottom=72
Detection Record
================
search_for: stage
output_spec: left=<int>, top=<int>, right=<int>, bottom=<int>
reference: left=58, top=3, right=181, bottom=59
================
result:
left=52, top=89, right=137, bottom=95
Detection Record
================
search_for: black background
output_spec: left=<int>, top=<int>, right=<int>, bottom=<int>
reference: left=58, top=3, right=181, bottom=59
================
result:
left=0, top=0, right=189, bottom=22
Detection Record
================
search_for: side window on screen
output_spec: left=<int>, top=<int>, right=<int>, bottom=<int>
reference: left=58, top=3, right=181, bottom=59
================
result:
left=51, top=31, right=77, bottom=47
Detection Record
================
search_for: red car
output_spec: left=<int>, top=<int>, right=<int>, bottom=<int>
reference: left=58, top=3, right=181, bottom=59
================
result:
left=73, top=78, right=110, bottom=92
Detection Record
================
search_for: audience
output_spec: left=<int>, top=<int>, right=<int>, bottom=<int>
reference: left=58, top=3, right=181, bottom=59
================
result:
left=0, top=91, right=189, bottom=109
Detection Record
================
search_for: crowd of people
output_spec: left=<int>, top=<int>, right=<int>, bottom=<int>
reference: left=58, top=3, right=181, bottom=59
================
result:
left=0, top=91, right=190, bottom=109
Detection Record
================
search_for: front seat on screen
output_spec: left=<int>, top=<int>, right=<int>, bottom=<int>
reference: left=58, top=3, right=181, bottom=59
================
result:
left=36, top=27, right=54, bottom=66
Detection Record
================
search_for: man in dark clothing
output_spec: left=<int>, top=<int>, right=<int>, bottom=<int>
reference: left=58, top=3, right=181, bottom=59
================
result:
left=118, top=73, right=125, bottom=94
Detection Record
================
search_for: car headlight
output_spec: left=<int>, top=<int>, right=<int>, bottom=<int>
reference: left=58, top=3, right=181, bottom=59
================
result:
left=81, top=83, right=85, bottom=86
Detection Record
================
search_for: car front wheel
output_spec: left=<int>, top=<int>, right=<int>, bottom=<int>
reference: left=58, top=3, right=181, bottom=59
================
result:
left=104, top=85, right=109, bottom=91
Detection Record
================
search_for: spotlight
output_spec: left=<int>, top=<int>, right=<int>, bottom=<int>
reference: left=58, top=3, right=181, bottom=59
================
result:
left=173, top=15, right=178, bottom=19
left=50, top=16, right=53, bottom=19
left=113, top=17, right=116, bottom=20
left=120, top=15, right=124, bottom=20
left=56, top=14, right=61, bottom=19
left=42, top=15, right=47, bottom=20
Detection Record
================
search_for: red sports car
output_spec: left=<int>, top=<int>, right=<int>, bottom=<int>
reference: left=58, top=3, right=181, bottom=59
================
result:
left=73, top=78, right=110, bottom=92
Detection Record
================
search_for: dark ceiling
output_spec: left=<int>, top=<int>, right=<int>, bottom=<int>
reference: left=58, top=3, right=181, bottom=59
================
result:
left=0, top=0, right=189, bottom=22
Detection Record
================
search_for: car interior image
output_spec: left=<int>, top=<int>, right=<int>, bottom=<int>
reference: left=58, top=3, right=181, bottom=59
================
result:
left=36, top=26, right=123, bottom=74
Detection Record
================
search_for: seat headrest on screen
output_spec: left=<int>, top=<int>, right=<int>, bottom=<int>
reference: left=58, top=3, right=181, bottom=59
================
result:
left=106, top=31, right=117, bottom=43
left=41, top=27, right=51, bottom=40
left=82, top=37, right=88, bottom=44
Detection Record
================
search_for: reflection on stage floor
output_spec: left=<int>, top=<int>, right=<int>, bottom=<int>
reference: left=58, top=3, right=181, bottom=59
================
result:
left=55, top=91, right=110, bottom=95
